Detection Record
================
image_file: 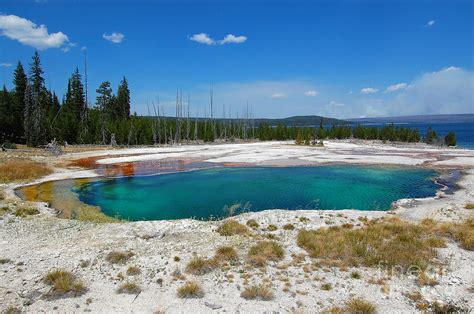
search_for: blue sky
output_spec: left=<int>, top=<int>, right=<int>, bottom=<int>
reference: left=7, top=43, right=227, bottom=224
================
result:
left=0, top=0, right=472, bottom=118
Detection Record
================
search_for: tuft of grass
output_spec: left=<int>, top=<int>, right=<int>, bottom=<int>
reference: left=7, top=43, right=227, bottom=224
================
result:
left=215, top=246, right=238, bottom=262
left=283, top=224, right=295, bottom=230
left=14, top=205, right=39, bottom=217
left=240, top=284, right=274, bottom=300
left=297, top=218, right=446, bottom=271
left=267, top=224, right=278, bottom=231
left=321, top=283, right=332, bottom=291
left=106, top=251, right=134, bottom=264
left=0, top=258, right=12, bottom=264
left=0, top=159, right=52, bottom=183
left=177, top=280, right=204, bottom=298
left=248, top=241, right=284, bottom=267
left=216, top=220, right=249, bottom=236
left=116, top=281, right=141, bottom=294
left=43, top=269, right=86, bottom=295
left=299, top=217, right=310, bottom=223
left=126, top=266, right=141, bottom=276
left=345, top=298, right=376, bottom=314
left=246, top=219, right=259, bottom=229
left=3, top=306, right=22, bottom=314
left=416, top=272, right=438, bottom=287
left=350, top=271, right=361, bottom=279
left=404, top=290, right=423, bottom=302
left=173, top=256, right=180, bottom=262
left=429, top=217, right=474, bottom=251
left=465, top=203, right=474, bottom=209
left=185, top=256, right=219, bottom=275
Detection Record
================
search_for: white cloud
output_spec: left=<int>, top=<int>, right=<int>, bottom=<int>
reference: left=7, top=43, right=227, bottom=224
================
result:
left=103, top=32, right=124, bottom=43
left=329, top=100, right=345, bottom=107
left=0, top=14, right=69, bottom=50
left=304, top=90, right=318, bottom=96
left=219, top=34, right=247, bottom=45
left=271, top=93, right=286, bottom=98
left=360, top=87, right=378, bottom=94
left=385, top=82, right=407, bottom=93
left=189, top=33, right=215, bottom=45
left=0, top=63, right=12, bottom=68
left=426, top=20, right=436, bottom=27
left=80, top=46, right=87, bottom=51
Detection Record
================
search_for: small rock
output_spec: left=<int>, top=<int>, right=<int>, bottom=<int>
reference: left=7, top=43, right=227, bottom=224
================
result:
left=205, top=301, right=223, bottom=310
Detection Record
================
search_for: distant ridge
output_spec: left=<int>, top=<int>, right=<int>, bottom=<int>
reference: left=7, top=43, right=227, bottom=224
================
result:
left=150, top=115, right=349, bottom=126
left=348, top=114, right=474, bottom=124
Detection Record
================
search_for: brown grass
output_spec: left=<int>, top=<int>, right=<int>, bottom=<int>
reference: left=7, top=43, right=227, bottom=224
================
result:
left=216, top=220, right=249, bottom=236
left=416, top=272, right=438, bottom=286
left=126, top=266, right=141, bottom=276
left=246, top=219, right=259, bottom=229
left=116, top=281, right=141, bottom=294
left=248, top=241, right=285, bottom=267
left=465, top=203, right=474, bottom=209
left=43, top=269, right=86, bottom=295
left=321, top=283, right=332, bottom=290
left=185, top=256, right=219, bottom=275
left=177, top=280, right=204, bottom=298
left=106, top=251, right=134, bottom=264
left=14, top=205, right=39, bottom=217
left=240, top=284, right=274, bottom=300
left=267, top=224, right=278, bottom=231
left=297, top=218, right=446, bottom=270
left=423, top=217, right=474, bottom=251
left=345, top=298, right=376, bottom=314
left=283, top=223, right=295, bottom=230
left=215, top=246, right=238, bottom=262
left=0, top=159, right=52, bottom=183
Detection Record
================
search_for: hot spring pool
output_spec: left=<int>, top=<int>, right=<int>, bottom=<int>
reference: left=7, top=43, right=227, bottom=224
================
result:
left=72, top=166, right=440, bottom=221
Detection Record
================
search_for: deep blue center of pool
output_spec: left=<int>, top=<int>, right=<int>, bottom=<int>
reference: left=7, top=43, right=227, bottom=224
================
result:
left=74, top=166, right=439, bottom=221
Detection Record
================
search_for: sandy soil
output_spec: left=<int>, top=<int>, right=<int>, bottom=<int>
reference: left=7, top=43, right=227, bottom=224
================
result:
left=0, top=140, right=473, bottom=313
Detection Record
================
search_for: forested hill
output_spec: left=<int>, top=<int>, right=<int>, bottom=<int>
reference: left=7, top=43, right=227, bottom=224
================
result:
left=349, top=114, right=474, bottom=124
left=153, top=115, right=350, bottom=127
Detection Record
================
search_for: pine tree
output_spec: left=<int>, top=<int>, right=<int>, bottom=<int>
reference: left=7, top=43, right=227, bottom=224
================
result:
left=444, top=131, right=456, bottom=147
left=12, top=62, right=27, bottom=142
left=25, top=51, right=48, bottom=146
left=0, top=85, right=12, bottom=142
left=117, top=77, right=130, bottom=119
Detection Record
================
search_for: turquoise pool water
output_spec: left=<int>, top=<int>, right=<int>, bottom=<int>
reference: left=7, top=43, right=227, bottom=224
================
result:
left=74, top=166, right=439, bottom=221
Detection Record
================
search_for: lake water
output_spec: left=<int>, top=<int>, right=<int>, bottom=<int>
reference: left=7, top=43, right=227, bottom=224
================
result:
left=74, top=166, right=439, bottom=221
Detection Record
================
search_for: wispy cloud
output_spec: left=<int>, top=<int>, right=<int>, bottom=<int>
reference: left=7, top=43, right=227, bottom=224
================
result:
left=190, top=33, right=247, bottom=45
left=189, top=33, right=215, bottom=45
left=329, top=100, right=345, bottom=107
left=385, top=82, right=407, bottom=93
left=426, top=20, right=436, bottom=27
left=0, top=14, right=69, bottom=50
left=271, top=93, right=286, bottom=98
left=219, top=34, right=247, bottom=45
left=360, top=87, right=378, bottom=94
left=304, top=90, right=318, bottom=96
left=0, top=63, right=12, bottom=68
left=103, top=32, right=124, bottom=43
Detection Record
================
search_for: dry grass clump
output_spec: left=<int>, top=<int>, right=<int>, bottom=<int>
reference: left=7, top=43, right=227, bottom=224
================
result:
left=283, top=223, right=295, bottom=230
left=106, top=251, right=134, bottom=264
left=215, top=246, right=238, bottom=262
left=465, top=203, right=474, bottom=209
left=0, top=159, right=52, bottom=183
left=248, top=241, right=284, bottom=267
left=177, top=280, right=204, bottom=298
left=116, top=281, right=141, bottom=294
left=424, top=217, right=474, bottom=251
left=345, top=298, right=376, bottom=314
left=246, top=219, right=259, bottom=229
left=0, top=258, right=12, bottom=264
left=216, top=220, right=249, bottom=236
left=267, top=224, right=278, bottom=231
left=240, top=284, right=274, bottom=300
left=43, top=269, right=86, bottom=296
left=185, top=256, right=219, bottom=275
left=14, top=205, right=39, bottom=217
left=126, top=266, right=141, bottom=276
left=416, top=272, right=438, bottom=286
left=350, top=271, right=361, bottom=279
left=297, top=218, right=446, bottom=270
left=321, top=283, right=332, bottom=290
